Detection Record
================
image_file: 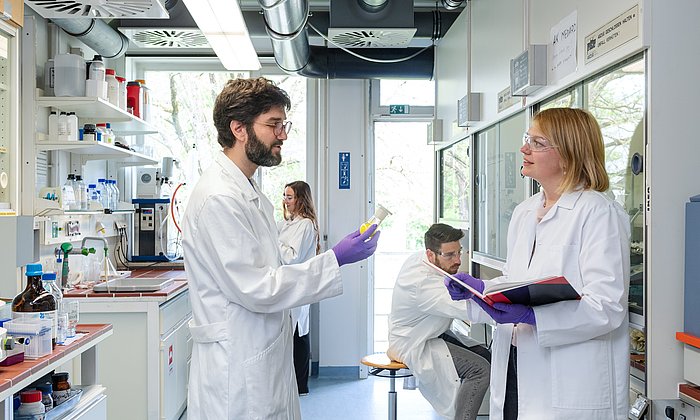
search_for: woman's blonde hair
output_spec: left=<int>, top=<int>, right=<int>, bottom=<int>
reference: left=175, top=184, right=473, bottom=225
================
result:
left=283, top=181, right=321, bottom=255
left=533, top=108, right=609, bottom=193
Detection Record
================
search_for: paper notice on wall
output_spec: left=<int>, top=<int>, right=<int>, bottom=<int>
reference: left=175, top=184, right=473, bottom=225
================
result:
left=585, top=5, right=639, bottom=64
left=549, top=10, right=578, bottom=83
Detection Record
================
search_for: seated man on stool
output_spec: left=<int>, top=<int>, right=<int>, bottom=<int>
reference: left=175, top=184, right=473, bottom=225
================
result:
left=388, top=223, right=490, bottom=420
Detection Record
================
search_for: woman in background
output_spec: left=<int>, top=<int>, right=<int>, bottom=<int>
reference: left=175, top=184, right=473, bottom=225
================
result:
left=278, top=180, right=321, bottom=395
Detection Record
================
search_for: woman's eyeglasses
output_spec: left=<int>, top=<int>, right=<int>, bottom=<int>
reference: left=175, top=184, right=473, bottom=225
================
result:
left=522, top=133, right=557, bottom=152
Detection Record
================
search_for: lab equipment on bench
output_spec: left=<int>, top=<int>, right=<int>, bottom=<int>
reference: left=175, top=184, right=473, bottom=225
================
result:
left=132, top=198, right=175, bottom=262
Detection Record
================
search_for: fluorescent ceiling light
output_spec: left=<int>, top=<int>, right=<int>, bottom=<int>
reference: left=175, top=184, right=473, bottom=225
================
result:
left=182, top=0, right=261, bottom=70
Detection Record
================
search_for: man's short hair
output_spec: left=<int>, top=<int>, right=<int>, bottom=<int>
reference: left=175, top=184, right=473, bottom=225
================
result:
left=212, top=77, right=291, bottom=149
left=424, top=223, right=464, bottom=252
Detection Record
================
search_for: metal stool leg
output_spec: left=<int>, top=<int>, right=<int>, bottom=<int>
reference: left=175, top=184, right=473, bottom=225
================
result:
left=388, top=369, right=397, bottom=420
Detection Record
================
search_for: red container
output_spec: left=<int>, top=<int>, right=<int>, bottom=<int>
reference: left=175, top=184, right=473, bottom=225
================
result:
left=126, top=81, right=143, bottom=118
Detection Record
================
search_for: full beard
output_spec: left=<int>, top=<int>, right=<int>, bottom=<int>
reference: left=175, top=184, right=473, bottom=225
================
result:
left=246, top=126, right=282, bottom=167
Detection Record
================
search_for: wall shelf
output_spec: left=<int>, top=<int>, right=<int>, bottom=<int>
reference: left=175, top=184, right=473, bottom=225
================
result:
left=36, top=140, right=158, bottom=166
left=35, top=96, right=158, bottom=135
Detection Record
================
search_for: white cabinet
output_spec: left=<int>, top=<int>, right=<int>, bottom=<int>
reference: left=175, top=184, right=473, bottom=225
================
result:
left=71, top=287, right=192, bottom=420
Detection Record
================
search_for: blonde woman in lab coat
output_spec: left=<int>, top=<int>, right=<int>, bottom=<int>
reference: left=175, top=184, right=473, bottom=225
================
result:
left=183, top=78, right=380, bottom=419
left=278, top=180, right=320, bottom=395
left=445, top=108, right=630, bottom=420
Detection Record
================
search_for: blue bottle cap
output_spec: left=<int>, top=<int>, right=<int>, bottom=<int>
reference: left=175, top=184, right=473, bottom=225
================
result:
left=42, top=272, right=57, bottom=281
left=25, top=264, right=43, bottom=277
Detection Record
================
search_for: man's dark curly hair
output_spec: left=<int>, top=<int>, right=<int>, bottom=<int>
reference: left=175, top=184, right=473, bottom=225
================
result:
left=213, top=77, right=291, bottom=148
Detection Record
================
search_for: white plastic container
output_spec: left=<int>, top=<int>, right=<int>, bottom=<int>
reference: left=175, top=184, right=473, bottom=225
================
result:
left=105, top=69, right=119, bottom=107
left=5, top=318, right=52, bottom=359
left=116, top=76, right=127, bottom=111
left=54, top=53, right=86, bottom=97
left=67, top=112, right=79, bottom=141
left=48, top=111, right=58, bottom=141
left=57, top=112, right=68, bottom=141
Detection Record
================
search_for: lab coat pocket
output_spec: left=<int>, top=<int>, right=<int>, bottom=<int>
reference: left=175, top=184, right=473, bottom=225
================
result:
left=551, top=338, right=612, bottom=409
left=188, top=320, right=230, bottom=418
left=243, top=328, right=291, bottom=419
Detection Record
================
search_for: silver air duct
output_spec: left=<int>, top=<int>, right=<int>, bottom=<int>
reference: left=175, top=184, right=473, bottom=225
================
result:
left=52, top=18, right=129, bottom=59
left=259, top=0, right=441, bottom=79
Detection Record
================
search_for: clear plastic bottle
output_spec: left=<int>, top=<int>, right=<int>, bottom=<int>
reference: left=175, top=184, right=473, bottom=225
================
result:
left=61, top=174, right=76, bottom=210
left=360, top=204, right=392, bottom=235
left=97, top=178, right=109, bottom=210
left=12, top=264, right=57, bottom=349
left=108, top=179, right=119, bottom=210
left=87, top=183, right=100, bottom=208
left=75, top=174, right=87, bottom=210
left=106, top=69, right=119, bottom=107
left=41, top=272, right=63, bottom=346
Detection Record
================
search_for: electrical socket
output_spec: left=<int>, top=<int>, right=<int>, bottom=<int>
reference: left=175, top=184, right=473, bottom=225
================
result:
left=114, top=221, right=127, bottom=230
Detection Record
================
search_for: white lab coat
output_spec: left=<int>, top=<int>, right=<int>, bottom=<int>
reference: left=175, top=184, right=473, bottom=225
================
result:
left=278, top=216, right=317, bottom=335
left=464, top=190, right=630, bottom=420
left=388, top=252, right=483, bottom=419
left=183, top=152, right=343, bottom=419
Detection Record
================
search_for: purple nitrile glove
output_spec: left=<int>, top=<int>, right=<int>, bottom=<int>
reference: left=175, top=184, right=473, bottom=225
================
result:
left=331, top=224, right=381, bottom=266
left=443, top=272, right=484, bottom=301
left=473, top=298, right=536, bottom=325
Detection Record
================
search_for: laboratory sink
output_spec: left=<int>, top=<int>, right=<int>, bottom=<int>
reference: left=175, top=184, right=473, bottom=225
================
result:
left=92, top=277, right=174, bottom=293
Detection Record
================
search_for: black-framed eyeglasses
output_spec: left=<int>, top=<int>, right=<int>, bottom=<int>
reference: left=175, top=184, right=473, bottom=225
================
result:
left=522, top=133, right=557, bottom=152
left=257, top=121, right=293, bottom=136
left=435, top=248, right=463, bottom=259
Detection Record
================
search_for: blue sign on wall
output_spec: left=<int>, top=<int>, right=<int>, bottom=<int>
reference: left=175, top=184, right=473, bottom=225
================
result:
left=339, top=152, right=350, bottom=190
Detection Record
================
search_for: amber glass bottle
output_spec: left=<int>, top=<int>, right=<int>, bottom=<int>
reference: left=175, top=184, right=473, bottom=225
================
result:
left=12, top=264, right=57, bottom=348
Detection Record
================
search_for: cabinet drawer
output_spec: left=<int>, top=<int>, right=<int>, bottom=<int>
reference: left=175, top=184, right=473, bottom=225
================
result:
left=160, top=290, right=191, bottom=335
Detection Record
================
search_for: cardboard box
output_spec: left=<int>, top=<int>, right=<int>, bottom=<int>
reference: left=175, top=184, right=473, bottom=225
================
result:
left=0, top=0, right=24, bottom=28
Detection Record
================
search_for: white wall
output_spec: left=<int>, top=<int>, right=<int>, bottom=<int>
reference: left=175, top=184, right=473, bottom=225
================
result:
left=319, top=79, right=371, bottom=368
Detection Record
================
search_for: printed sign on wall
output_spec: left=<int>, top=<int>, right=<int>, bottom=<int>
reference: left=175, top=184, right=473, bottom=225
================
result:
left=585, top=5, right=639, bottom=64
left=339, top=152, right=350, bottom=190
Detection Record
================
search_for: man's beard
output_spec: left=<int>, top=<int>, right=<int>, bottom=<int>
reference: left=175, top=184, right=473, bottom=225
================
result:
left=246, top=126, right=282, bottom=167
left=437, top=260, right=460, bottom=275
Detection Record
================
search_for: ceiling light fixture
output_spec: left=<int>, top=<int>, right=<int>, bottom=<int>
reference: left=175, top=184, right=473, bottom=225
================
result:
left=181, top=0, right=261, bottom=70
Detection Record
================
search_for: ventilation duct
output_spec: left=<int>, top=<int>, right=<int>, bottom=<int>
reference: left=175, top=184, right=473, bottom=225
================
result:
left=328, top=0, right=415, bottom=48
left=52, top=18, right=130, bottom=59
left=260, top=0, right=439, bottom=79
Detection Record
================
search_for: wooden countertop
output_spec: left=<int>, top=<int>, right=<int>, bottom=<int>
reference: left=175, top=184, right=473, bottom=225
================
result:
left=63, top=269, right=187, bottom=300
left=0, top=324, right=113, bottom=399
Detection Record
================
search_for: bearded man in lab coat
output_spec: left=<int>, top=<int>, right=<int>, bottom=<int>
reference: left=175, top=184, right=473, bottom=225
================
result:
left=183, top=77, right=380, bottom=419
left=388, top=223, right=490, bottom=420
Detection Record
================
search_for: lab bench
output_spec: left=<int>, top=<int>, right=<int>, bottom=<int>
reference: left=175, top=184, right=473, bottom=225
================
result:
left=0, top=323, right=113, bottom=419
left=63, top=269, right=190, bottom=420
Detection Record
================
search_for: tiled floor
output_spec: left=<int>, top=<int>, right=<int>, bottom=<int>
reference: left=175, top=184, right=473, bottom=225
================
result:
left=178, top=374, right=489, bottom=419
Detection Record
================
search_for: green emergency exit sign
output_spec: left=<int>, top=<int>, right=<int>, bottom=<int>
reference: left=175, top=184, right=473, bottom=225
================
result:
left=389, top=104, right=410, bottom=115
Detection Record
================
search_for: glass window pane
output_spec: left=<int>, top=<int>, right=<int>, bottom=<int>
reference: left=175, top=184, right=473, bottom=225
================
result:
left=498, top=112, right=528, bottom=257
left=539, top=88, right=580, bottom=110
left=440, top=138, right=470, bottom=222
left=144, top=71, right=306, bottom=221
left=474, top=111, right=527, bottom=260
left=372, top=121, right=434, bottom=352
left=379, top=79, right=435, bottom=106
left=259, top=75, right=307, bottom=220
left=584, top=57, right=645, bottom=322
left=475, top=125, right=498, bottom=257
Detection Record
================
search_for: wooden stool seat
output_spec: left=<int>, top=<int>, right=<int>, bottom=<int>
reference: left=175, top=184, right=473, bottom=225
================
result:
left=361, top=353, right=407, bottom=370
left=361, top=353, right=412, bottom=420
